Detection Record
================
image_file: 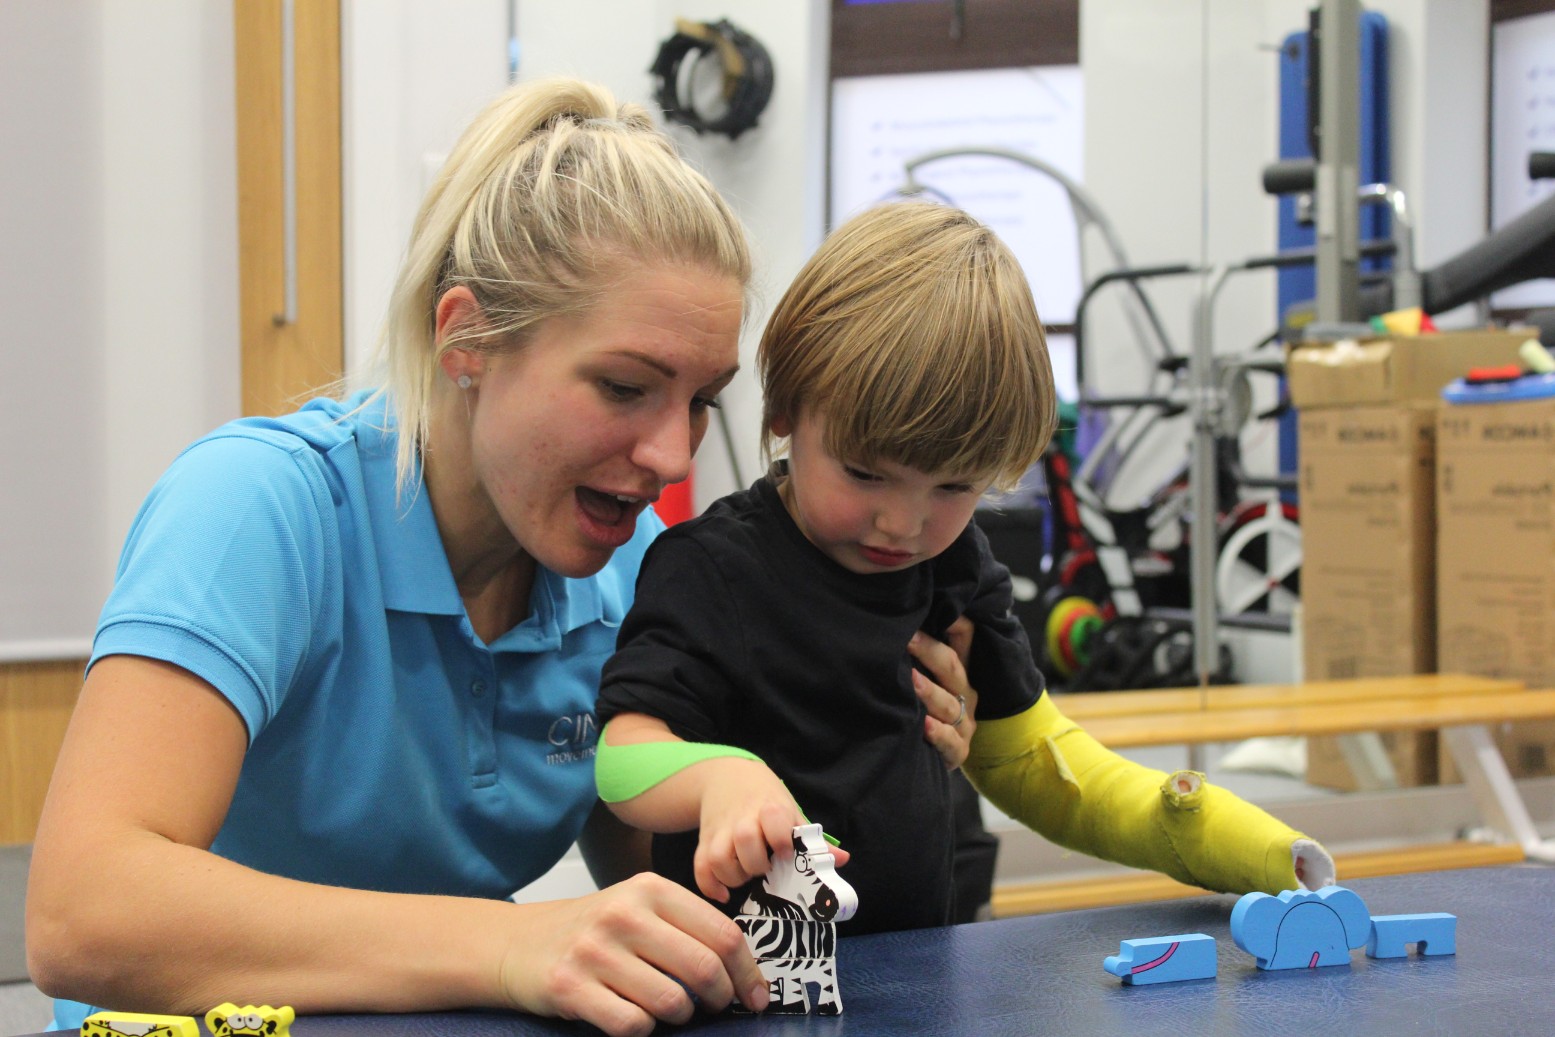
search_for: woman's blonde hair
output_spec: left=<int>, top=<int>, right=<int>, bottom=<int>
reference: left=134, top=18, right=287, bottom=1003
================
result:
left=369, top=77, right=751, bottom=490
left=759, top=202, right=1055, bottom=491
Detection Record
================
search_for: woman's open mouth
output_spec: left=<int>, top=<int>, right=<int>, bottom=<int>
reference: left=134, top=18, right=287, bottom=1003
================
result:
left=575, top=487, right=647, bottom=548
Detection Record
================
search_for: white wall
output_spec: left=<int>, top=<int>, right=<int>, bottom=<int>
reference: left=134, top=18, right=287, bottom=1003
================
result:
left=0, top=1, right=237, bottom=659
left=340, top=0, right=512, bottom=379
left=0, top=1, right=104, bottom=657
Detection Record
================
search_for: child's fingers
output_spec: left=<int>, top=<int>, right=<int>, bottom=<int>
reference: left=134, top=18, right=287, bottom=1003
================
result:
left=692, top=844, right=734, bottom=903
left=703, top=823, right=768, bottom=894
left=731, top=819, right=773, bottom=883
left=757, top=802, right=803, bottom=859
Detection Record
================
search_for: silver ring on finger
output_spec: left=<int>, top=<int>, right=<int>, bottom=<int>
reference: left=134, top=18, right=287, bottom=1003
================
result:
left=952, top=694, right=967, bottom=728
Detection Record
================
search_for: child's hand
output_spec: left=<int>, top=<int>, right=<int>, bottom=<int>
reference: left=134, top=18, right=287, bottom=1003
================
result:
left=910, top=619, right=979, bottom=770
left=693, top=762, right=850, bottom=904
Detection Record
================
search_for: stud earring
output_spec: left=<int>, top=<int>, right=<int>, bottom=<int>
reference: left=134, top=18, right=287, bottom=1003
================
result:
left=457, top=375, right=472, bottom=390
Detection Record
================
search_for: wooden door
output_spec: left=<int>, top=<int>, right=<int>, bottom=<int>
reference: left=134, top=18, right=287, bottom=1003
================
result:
left=234, top=0, right=343, bottom=417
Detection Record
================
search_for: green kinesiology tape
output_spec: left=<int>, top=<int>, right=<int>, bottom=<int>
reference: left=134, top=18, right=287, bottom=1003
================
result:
left=594, top=738, right=841, bottom=847
left=595, top=738, right=764, bottom=803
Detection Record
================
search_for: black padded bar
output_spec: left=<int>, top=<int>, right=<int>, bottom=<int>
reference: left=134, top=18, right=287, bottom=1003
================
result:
left=1262, top=158, right=1316, bottom=196
left=1419, top=189, right=1555, bottom=314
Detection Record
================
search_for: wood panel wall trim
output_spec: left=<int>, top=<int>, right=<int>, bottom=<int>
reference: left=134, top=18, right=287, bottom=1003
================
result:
left=1492, top=0, right=1555, bottom=22
left=1, top=659, right=84, bottom=845
left=831, top=0, right=1080, bottom=78
left=234, top=0, right=344, bottom=418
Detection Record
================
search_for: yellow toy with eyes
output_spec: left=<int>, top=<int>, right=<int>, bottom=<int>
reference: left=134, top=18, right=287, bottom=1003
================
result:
left=203, top=1004, right=294, bottom=1037
left=81, top=1012, right=201, bottom=1037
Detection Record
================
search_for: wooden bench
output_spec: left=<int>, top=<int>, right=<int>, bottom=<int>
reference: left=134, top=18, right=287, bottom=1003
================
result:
left=990, top=674, right=1555, bottom=918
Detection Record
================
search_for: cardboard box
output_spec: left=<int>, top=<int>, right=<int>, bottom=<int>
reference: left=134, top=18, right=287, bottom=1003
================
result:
left=1287, top=328, right=1531, bottom=409
left=1299, top=405, right=1439, bottom=790
left=1299, top=405, right=1438, bottom=678
left=1436, top=394, right=1555, bottom=781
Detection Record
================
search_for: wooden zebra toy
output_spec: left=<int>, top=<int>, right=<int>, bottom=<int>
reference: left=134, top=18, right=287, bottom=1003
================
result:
left=734, top=822, right=858, bottom=1015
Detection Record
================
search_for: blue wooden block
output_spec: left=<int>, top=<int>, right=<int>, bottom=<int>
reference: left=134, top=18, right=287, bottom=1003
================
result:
left=1103, top=933, right=1217, bottom=985
left=1366, top=913, right=1457, bottom=958
left=1231, top=886, right=1371, bottom=970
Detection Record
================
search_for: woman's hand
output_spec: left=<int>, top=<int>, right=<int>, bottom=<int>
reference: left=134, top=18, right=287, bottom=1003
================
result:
left=909, top=617, right=978, bottom=769
left=500, top=872, right=770, bottom=1037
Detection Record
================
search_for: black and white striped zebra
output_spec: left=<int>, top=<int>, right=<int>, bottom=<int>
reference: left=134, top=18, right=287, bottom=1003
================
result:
left=737, top=823, right=858, bottom=923
left=735, top=917, right=843, bottom=1014
left=739, top=916, right=837, bottom=959
left=733, top=939, right=845, bottom=1013
left=734, top=823, right=858, bottom=1015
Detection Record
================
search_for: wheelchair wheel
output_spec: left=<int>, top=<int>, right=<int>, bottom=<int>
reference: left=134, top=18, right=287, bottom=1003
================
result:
left=1215, top=502, right=1301, bottom=615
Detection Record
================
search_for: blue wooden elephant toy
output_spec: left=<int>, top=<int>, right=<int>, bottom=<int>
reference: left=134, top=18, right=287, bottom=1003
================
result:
left=1231, top=886, right=1370, bottom=970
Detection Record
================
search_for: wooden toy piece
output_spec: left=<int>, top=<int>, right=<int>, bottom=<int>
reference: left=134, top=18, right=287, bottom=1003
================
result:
left=81, top=1012, right=201, bottom=1037
left=1103, top=933, right=1217, bottom=985
left=1366, top=913, right=1458, bottom=958
left=740, top=822, right=858, bottom=923
left=733, top=823, right=858, bottom=1016
left=1230, top=886, right=1371, bottom=970
left=204, top=1004, right=295, bottom=1037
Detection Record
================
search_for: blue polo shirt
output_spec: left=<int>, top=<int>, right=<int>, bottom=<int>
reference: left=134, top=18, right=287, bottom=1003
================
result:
left=56, top=392, right=658, bottom=1027
left=97, top=389, right=661, bottom=889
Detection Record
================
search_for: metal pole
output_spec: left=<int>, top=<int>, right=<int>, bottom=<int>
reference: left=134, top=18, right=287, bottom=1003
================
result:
left=1315, top=0, right=1362, bottom=323
left=1190, top=266, right=1231, bottom=730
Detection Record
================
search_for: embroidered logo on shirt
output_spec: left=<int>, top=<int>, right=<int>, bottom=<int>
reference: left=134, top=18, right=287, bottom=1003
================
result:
left=545, top=711, right=598, bottom=765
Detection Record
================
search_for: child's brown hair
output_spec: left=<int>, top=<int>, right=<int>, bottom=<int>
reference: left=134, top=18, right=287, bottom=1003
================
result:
left=758, top=202, right=1055, bottom=490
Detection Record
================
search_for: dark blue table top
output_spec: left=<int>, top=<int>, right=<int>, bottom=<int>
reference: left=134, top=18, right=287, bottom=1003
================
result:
left=39, top=866, right=1555, bottom=1037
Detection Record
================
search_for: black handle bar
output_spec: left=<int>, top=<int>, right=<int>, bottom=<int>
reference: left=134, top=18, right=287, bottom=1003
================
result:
left=1262, top=159, right=1315, bottom=196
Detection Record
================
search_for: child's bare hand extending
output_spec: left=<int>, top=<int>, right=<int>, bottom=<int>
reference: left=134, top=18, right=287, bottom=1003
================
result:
left=693, top=760, right=823, bottom=903
left=598, top=714, right=850, bottom=906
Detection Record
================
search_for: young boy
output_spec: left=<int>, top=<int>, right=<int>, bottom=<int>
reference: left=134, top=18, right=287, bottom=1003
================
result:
left=595, top=202, right=1332, bottom=934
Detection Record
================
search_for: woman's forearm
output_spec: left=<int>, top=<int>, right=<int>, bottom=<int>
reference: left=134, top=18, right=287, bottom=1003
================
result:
left=30, top=821, right=769, bottom=1032
left=28, top=828, right=518, bottom=1016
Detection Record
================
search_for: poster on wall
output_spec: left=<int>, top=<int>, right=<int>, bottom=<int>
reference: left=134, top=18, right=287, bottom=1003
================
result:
left=830, top=66, right=1084, bottom=400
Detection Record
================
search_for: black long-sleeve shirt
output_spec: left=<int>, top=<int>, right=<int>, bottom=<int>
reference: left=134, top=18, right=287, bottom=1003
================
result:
left=598, top=471, right=1045, bottom=933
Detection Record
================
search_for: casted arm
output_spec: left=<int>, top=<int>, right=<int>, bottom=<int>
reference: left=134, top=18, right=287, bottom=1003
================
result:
left=963, top=695, right=1334, bottom=894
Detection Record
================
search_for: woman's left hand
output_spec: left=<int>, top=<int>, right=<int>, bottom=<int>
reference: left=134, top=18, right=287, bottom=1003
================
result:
left=908, top=617, right=978, bottom=770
